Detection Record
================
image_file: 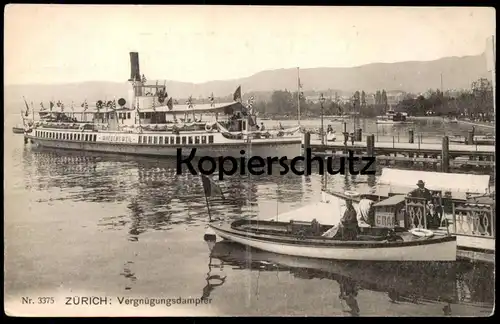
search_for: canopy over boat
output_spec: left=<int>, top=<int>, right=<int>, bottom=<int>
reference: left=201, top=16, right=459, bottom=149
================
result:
left=357, top=168, right=491, bottom=200
left=140, top=101, right=249, bottom=115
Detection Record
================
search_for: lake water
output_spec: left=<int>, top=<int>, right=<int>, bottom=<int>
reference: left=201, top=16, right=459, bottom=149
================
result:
left=4, top=115, right=495, bottom=316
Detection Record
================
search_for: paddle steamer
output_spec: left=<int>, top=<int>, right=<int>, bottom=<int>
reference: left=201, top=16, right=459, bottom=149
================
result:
left=25, top=52, right=302, bottom=158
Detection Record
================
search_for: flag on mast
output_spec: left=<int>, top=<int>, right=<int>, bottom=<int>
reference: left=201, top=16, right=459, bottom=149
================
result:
left=186, top=96, right=193, bottom=108
left=209, top=93, right=215, bottom=107
left=233, top=86, right=242, bottom=102
left=81, top=100, right=89, bottom=111
left=23, top=97, right=30, bottom=117
left=201, top=175, right=225, bottom=199
left=247, top=96, right=255, bottom=116
left=166, top=97, right=173, bottom=110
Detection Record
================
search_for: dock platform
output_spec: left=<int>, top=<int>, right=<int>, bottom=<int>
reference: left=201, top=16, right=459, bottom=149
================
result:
left=309, top=139, right=495, bottom=156
left=302, top=133, right=495, bottom=171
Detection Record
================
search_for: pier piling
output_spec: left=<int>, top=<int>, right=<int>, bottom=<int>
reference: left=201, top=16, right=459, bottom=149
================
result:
left=467, top=130, right=474, bottom=145
left=409, top=129, right=414, bottom=144
left=441, top=136, right=449, bottom=173
left=366, top=134, right=376, bottom=172
left=355, top=128, right=362, bottom=142
left=303, top=132, right=311, bottom=175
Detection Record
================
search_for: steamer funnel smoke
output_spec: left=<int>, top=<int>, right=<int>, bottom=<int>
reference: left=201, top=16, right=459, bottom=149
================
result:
left=129, top=52, right=141, bottom=82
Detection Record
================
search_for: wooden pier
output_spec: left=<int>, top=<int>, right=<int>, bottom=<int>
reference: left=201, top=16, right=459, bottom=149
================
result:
left=303, top=131, right=495, bottom=171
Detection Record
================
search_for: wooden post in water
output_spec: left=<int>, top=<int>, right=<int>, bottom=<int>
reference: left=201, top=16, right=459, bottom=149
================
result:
left=342, top=122, right=348, bottom=154
left=303, top=132, right=311, bottom=175
left=467, top=130, right=474, bottom=145
left=409, top=129, right=414, bottom=144
left=366, top=134, right=375, bottom=173
left=442, top=136, right=450, bottom=173
left=356, top=128, right=362, bottom=142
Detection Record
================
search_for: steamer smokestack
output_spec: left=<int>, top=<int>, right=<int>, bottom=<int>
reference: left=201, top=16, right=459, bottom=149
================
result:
left=129, top=52, right=141, bottom=81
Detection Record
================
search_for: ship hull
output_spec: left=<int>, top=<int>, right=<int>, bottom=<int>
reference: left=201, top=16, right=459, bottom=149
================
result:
left=27, top=135, right=302, bottom=159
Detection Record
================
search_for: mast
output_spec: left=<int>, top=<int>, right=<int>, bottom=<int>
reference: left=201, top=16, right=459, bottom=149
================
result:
left=489, top=35, right=496, bottom=124
left=297, top=67, right=301, bottom=125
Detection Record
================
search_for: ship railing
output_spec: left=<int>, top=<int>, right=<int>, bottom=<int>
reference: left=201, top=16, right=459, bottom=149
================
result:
left=35, top=122, right=110, bottom=130
left=451, top=200, right=495, bottom=238
left=404, top=192, right=443, bottom=230
left=405, top=197, right=429, bottom=229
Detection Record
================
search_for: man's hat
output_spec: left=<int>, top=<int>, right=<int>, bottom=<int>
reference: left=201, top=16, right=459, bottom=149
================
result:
left=344, top=191, right=360, bottom=200
left=417, top=180, right=425, bottom=186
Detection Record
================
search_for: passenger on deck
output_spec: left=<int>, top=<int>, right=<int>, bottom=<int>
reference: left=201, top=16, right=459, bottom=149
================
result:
left=340, top=198, right=359, bottom=240
left=407, top=180, right=432, bottom=201
left=356, top=198, right=375, bottom=227
left=407, top=180, right=440, bottom=228
left=321, top=192, right=360, bottom=240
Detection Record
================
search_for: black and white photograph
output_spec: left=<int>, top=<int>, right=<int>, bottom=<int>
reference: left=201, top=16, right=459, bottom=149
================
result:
left=4, top=4, right=495, bottom=317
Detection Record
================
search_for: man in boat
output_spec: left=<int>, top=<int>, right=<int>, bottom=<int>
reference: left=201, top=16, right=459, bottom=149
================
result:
left=337, top=195, right=359, bottom=240
left=260, top=122, right=265, bottom=131
left=407, top=180, right=440, bottom=228
left=356, top=198, right=375, bottom=227
left=321, top=192, right=361, bottom=240
left=407, top=180, right=432, bottom=201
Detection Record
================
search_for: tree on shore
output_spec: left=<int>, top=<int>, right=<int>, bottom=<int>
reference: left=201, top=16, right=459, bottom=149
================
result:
left=236, top=76, right=494, bottom=120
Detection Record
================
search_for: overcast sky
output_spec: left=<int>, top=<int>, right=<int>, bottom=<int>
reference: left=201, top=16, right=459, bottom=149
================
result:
left=4, top=5, right=495, bottom=85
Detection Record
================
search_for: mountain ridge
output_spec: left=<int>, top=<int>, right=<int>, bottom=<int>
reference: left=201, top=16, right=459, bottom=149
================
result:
left=5, top=53, right=490, bottom=110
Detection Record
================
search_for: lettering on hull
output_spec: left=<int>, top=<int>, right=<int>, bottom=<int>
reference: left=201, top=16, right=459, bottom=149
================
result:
left=99, top=135, right=135, bottom=143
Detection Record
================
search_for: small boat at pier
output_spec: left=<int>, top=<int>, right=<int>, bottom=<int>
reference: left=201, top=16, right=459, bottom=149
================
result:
left=376, top=110, right=412, bottom=125
left=207, top=217, right=456, bottom=261
left=328, top=115, right=349, bottom=122
left=203, top=171, right=458, bottom=262
left=12, top=126, right=25, bottom=134
left=450, top=135, right=495, bottom=145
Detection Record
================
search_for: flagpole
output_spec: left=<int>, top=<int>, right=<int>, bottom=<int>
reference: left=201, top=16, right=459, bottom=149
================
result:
left=490, top=35, right=496, bottom=126
left=205, top=195, right=212, bottom=222
left=297, top=67, right=301, bottom=126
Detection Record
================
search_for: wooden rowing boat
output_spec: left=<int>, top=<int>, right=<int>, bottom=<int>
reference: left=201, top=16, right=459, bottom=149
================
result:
left=12, top=126, right=25, bottom=134
left=207, top=218, right=457, bottom=261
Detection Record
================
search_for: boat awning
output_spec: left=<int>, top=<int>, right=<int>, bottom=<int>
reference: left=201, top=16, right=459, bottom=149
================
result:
left=376, top=168, right=490, bottom=195
left=373, top=194, right=406, bottom=207
left=139, top=101, right=248, bottom=114
left=466, top=194, right=495, bottom=205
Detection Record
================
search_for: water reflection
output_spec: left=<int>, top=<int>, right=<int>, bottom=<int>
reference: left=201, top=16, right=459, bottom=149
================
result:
left=21, top=147, right=307, bottom=241
left=206, top=241, right=494, bottom=316
left=201, top=255, right=227, bottom=301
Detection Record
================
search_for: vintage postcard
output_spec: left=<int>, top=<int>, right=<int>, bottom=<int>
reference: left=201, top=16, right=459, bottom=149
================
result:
left=4, top=4, right=495, bottom=317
